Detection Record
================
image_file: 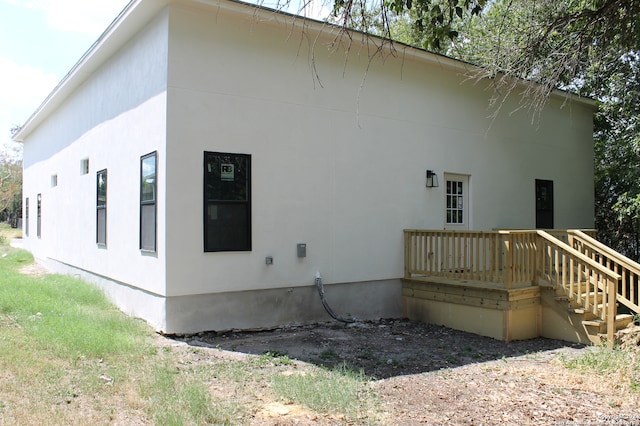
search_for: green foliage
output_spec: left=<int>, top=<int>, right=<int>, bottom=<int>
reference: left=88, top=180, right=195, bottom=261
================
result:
left=332, top=0, right=486, bottom=50
left=0, top=151, right=22, bottom=223
left=591, top=52, right=640, bottom=259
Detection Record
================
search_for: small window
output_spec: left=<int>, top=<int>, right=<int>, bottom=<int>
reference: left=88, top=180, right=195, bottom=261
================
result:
left=81, top=158, right=89, bottom=175
left=37, top=194, right=42, bottom=238
left=25, top=197, right=29, bottom=237
left=446, top=180, right=464, bottom=225
left=97, top=169, right=107, bottom=246
left=140, top=152, right=157, bottom=252
left=204, top=151, right=251, bottom=252
left=51, top=174, right=58, bottom=187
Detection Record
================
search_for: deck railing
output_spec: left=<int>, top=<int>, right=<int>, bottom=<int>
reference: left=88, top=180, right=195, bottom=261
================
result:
left=568, top=230, right=640, bottom=314
left=404, top=229, right=622, bottom=342
left=403, top=230, right=538, bottom=289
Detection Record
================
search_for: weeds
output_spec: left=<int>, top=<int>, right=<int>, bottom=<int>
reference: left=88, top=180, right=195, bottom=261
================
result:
left=561, top=345, right=640, bottom=393
left=271, top=363, right=376, bottom=419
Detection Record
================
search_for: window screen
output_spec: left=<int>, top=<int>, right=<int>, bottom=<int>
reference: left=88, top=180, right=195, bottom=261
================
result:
left=203, top=152, right=251, bottom=252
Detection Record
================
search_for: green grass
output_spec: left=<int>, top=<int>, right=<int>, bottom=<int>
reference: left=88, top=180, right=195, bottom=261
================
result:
left=271, top=363, right=376, bottom=420
left=0, top=244, right=384, bottom=424
left=0, top=246, right=246, bottom=424
left=0, top=251, right=147, bottom=360
left=143, top=365, right=242, bottom=425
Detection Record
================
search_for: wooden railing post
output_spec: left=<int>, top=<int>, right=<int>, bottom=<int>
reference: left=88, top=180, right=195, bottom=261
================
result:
left=404, top=230, right=410, bottom=278
left=607, top=278, right=617, bottom=347
left=504, top=233, right=513, bottom=289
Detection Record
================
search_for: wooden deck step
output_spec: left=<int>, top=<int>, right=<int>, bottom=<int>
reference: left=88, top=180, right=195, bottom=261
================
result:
left=582, top=314, right=634, bottom=329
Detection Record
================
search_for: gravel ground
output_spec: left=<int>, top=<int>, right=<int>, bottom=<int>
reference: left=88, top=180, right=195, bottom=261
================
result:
left=172, top=319, right=640, bottom=425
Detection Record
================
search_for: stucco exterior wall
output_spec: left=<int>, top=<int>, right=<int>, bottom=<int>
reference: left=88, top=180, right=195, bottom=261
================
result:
left=21, top=9, right=170, bottom=298
left=18, top=0, right=595, bottom=333
left=163, top=3, right=594, bottom=299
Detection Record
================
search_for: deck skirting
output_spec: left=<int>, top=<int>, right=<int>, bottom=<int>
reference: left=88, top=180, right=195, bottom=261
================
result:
left=402, top=278, right=541, bottom=341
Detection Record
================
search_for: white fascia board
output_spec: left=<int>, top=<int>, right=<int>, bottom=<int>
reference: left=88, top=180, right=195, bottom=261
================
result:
left=13, top=0, right=170, bottom=142
left=12, top=0, right=594, bottom=143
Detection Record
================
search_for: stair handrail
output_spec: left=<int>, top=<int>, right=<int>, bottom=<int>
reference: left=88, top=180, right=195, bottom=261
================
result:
left=536, top=231, right=621, bottom=283
left=568, top=230, right=640, bottom=314
left=537, top=230, right=621, bottom=345
left=569, top=230, right=640, bottom=275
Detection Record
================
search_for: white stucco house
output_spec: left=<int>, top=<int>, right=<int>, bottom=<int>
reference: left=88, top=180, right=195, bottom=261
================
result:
left=13, top=0, right=595, bottom=334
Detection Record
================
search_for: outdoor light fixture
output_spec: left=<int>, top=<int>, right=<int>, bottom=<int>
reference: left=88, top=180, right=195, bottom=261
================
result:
left=426, top=170, right=439, bottom=188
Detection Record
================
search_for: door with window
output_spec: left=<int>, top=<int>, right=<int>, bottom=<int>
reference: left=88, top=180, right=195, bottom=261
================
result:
left=535, top=179, right=554, bottom=229
left=444, top=174, right=469, bottom=230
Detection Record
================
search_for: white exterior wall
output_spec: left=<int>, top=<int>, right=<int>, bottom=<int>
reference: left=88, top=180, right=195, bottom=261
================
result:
left=164, top=4, right=594, bottom=298
left=21, top=10, right=170, bottom=322
left=18, top=0, right=594, bottom=333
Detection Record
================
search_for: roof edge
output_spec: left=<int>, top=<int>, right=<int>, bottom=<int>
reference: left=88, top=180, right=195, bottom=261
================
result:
left=12, top=0, right=595, bottom=142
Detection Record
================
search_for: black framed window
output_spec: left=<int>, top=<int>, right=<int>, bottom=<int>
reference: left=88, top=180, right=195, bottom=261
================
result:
left=97, top=169, right=107, bottom=246
left=37, top=194, right=41, bottom=238
left=25, top=197, right=29, bottom=237
left=140, top=152, right=157, bottom=252
left=204, top=152, right=251, bottom=252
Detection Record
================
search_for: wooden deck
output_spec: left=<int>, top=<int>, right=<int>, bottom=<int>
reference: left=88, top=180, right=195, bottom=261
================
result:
left=403, top=230, right=639, bottom=345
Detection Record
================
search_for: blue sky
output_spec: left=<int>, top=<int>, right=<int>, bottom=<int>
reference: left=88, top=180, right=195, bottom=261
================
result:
left=0, top=0, right=329, bottom=157
left=0, top=0, right=133, bottom=155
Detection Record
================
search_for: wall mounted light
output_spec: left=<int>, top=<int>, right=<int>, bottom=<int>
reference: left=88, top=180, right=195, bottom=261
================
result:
left=426, top=170, right=439, bottom=188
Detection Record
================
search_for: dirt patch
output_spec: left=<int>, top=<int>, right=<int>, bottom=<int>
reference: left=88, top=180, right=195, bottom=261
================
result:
left=18, top=263, right=49, bottom=277
left=182, top=319, right=577, bottom=379
left=171, top=319, right=640, bottom=425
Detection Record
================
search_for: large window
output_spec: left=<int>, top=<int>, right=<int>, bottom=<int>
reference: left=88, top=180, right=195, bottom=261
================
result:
left=140, top=152, right=157, bottom=252
left=97, top=169, right=107, bottom=246
left=37, top=194, right=41, bottom=238
left=204, top=152, right=251, bottom=252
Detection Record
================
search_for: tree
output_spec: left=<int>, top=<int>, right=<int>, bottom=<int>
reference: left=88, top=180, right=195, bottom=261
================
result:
left=0, top=157, right=22, bottom=225
left=332, top=0, right=639, bottom=112
left=330, top=0, right=640, bottom=258
left=591, top=53, right=640, bottom=258
left=448, top=1, right=640, bottom=258
left=0, top=142, right=22, bottom=225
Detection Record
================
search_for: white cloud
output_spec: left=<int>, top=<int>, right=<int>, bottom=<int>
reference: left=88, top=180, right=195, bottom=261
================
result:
left=0, top=56, right=57, bottom=144
left=5, top=0, right=130, bottom=36
left=0, top=57, right=57, bottom=110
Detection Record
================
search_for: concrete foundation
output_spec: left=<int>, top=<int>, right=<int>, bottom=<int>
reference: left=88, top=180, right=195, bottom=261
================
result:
left=39, top=256, right=403, bottom=334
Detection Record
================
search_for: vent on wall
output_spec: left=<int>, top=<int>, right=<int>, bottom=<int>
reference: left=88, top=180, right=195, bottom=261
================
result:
left=51, top=174, right=58, bottom=187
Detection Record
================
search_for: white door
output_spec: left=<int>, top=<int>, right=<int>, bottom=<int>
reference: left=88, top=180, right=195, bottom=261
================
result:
left=444, top=173, right=469, bottom=230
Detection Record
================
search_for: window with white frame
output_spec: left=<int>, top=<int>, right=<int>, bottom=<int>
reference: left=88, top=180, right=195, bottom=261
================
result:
left=446, top=179, right=464, bottom=225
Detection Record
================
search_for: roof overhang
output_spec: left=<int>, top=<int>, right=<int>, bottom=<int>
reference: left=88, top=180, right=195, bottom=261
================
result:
left=12, top=0, right=595, bottom=142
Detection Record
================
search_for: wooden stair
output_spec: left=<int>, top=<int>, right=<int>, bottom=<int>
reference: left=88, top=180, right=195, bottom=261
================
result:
left=549, top=282, right=635, bottom=344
